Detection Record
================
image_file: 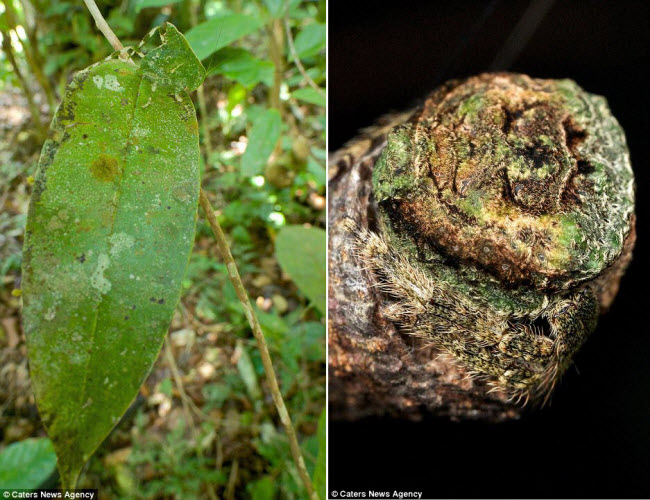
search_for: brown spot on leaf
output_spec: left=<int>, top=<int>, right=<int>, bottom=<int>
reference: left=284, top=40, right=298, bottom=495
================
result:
left=91, top=155, right=121, bottom=182
left=186, top=120, right=199, bottom=135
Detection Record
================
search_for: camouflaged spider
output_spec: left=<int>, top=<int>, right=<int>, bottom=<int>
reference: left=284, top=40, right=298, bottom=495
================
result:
left=347, top=73, right=635, bottom=403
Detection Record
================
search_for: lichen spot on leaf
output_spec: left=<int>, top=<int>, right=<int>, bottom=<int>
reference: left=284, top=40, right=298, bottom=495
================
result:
left=90, top=254, right=111, bottom=294
left=109, top=232, right=135, bottom=257
left=91, top=75, right=124, bottom=92
left=104, top=75, right=124, bottom=92
left=91, top=155, right=121, bottom=182
left=172, top=180, right=196, bottom=204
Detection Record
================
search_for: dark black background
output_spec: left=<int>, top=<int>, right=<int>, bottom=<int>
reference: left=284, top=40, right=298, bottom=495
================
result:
left=328, top=1, right=650, bottom=498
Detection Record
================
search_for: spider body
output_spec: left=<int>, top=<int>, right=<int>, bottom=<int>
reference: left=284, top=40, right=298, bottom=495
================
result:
left=351, top=73, right=635, bottom=402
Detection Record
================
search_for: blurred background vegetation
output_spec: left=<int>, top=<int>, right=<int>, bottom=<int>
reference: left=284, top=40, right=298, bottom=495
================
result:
left=0, top=0, right=326, bottom=498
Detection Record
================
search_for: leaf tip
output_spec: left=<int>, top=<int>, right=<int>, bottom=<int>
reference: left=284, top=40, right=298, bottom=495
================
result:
left=57, top=459, right=83, bottom=490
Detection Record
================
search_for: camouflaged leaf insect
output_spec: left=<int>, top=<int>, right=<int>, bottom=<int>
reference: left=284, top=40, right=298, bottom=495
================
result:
left=22, top=23, right=205, bottom=487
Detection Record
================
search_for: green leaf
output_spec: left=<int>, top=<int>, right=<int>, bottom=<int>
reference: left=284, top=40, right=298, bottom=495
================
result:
left=247, top=475, right=278, bottom=500
left=293, top=23, right=326, bottom=59
left=22, top=23, right=205, bottom=488
left=44, top=2, right=74, bottom=16
left=226, top=83, right=248, bottom=114
left=240, top=109, right=282, bottom=177
left=0, top=13, right=8, bottom=31
left=290, top=322, right=325, bottom=362
left=287, top=66, right=325, bottom=87
left=44, top=49, right=84, bottom=77
left=275, top=226, right=326, bottom=315
left=106, top=11, right=136, bottom=37
left=0, top=438, right=57, bottom=489
left=262, top=0, right=285, bottom=18
left=203, top=383, right=231, bottom=409
left=313, top=409, right=326, bottom=500
left=292, top=87, right=325, bottom=107
left=256, top=308, right=289, bottom=338
left=207, top=47, right=274, bottom=88
left=185, top=14, right=264, bottom=61
left=134, top=0, right=183, bottom=12
left=236, top=341, right=262, bottom=402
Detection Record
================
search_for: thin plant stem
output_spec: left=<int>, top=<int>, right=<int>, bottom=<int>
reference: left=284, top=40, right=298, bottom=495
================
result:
left=1, top=29, right=45, bottom=136
left=83, top=2, right=318, bottom=497
left=268, top=18, right=285, bottom=112
left=188, top=1, right=214, bottom=166
left=163, top=339, right=199, bottom=427
left=199, top=189, right=318, bottom=500
left=3, top=0, right=57, bottom=111
left=284, top=18, right=325, bottom=98
left=267, top=18, right=285, bottom=161
left=165, top=337, right=220, bottom=424
left=225, top=458, right=238, bottom=500
left=83, top=0, right=124, bottom=52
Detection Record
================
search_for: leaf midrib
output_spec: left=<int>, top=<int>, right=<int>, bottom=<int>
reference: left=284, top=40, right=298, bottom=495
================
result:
left=76, top=67, right=146, bottom=435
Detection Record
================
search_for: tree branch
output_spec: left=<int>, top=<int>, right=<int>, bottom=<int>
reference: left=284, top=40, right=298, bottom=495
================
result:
left=284, top=18, right=324, bottom=98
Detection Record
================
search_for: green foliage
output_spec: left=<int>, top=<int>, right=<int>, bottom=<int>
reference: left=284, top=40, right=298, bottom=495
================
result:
left=139, top=23, right=206, bottom=92
left=22, top=24, right=204, bottom=488
left=275, top=226, right=326, bottom=315
left=247, top=475, right=277, bottom=499
left=314, top=409, right=326, bottom=500
left=241, top=109, right=283, bottom=176
left=293, top=87, right=326, bottom=107
left=293, top=22, right=326, bottom=58
left=208, top=47, right=274, bottom=88
left=0, top=438, right=57, bottom=489
left=134, top=0, right=183, bottom=13
left=185, top=13, right=263, bottom=61
left=258, top=313, right=325, bottom=395
left=236, top=339, right=263, bottom=402
left=255, top=421, right=312, bottom=499
left=124, top=416, right=227, bottom=499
